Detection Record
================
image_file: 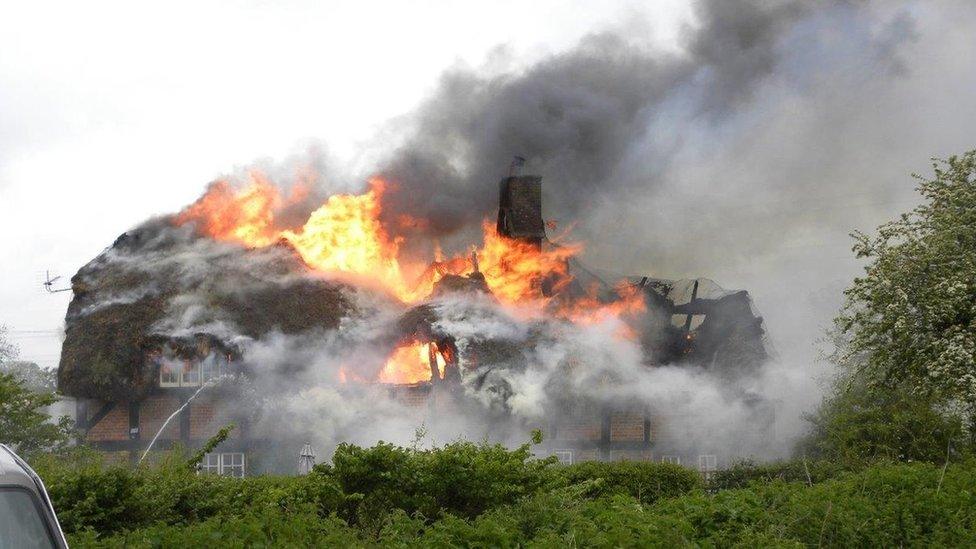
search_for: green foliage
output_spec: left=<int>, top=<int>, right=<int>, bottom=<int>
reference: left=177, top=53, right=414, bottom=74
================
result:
left=35, top=442, right=976, bottom=547
left=0, top=371, right=72, bottom=454
left=69, top=509, right=362, bottom=548
left=805, top=150, right=976, bottom=464
left=32, top=445, right=345, bottom=537
left=837, top=151, right=976, bottom=426
left=328, top=440, right=558, bottom=528
left=707, top=458, right=847, bottom=490
left=652, top=461, right=976, bottom=547
left=0, top=324, right=17, bottom=363
left=0, top=360, right=57, bottom=392
left=800, top=382, right=972, bottom=466
left=186, top=423, right=235, bottom=469
left=558, top=460, right=702, bottom=504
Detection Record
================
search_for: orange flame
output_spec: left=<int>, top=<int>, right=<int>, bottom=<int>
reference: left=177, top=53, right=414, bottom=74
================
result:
left=280, top=179, right=425, bottom=301
left=476, top=221, right=580, bottom=305
left=175, top=175, right=282, bottom=246
left=174, top=172, right=648, bottom=381
left=377, top=340, right=447, bottom=384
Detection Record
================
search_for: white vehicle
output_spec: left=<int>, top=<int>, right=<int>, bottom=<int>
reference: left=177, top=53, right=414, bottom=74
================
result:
left=0, top=444, right=68, bottom=548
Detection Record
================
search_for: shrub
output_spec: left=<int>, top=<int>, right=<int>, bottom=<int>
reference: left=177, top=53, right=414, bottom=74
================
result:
left=800, top=383, right=973, bottom=466
left=654, top=461, right=976, bottom=546
left=68, top=509, right=363, bottom=548
left=558, top=460, right=702, bottom=504
left=707, top=458, right=848, bottom=491
left=327, top=439, right=558, bottom=527
left=50, top=450, right=976, bottom=548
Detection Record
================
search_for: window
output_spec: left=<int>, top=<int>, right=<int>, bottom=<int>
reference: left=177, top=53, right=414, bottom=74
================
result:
left=222, top=452, right=245, bottom=478
left=552, top=450, right=573, bottom=465
left=161, top=356, right=229, bottom=388
left=661, top=455, right=680, bottom=465
left=0, top=488, right=57, bottom=549
left=200, top=355, right=227, bottom=383
left=181, top=361, right=200, bottom=386
left=199, top=452, right=221, bottom=475
left=698, top=454, right=717, bottom=471
left=198, top=452, right=246, bottom=478
left=159, top=362, right=180, bottom=387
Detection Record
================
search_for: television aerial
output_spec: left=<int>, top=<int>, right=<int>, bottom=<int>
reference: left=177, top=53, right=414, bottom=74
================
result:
left=43, top=270, right=71, bottom=293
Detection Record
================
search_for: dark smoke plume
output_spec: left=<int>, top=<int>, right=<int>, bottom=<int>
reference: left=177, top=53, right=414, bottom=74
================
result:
left=375, top=0, right=807, bottom=247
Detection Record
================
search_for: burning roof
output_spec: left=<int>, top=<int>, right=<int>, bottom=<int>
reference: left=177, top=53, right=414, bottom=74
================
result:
left=58, top=225, right=358, bottom=399
left=57, top=170, right=768, bottom=404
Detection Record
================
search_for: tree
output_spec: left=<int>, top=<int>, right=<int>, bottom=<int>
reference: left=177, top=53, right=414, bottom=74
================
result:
left=833, top=151, right=976, bottom=436
left=0, top=360, right=57, bottom=392
left=0, top=372, right=72, bottom=453
left=0, top=324, right=17, bottom=363
left=0, top=324, right=72, bottom=453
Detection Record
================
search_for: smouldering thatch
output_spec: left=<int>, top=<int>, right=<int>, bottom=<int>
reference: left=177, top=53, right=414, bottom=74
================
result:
left=58, top=223, right=358, bottom=400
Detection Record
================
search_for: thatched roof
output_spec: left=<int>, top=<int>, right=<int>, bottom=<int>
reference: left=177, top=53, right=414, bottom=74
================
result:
left=58, top=222, right=357, bottom=400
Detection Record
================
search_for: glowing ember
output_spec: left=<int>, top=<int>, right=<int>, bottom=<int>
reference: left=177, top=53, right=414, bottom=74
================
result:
left=377, top=341, right=447, bottom=384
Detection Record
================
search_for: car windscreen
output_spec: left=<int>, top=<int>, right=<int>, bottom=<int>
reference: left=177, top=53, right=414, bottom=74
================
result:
left=0, top=488, right=57, bottom=549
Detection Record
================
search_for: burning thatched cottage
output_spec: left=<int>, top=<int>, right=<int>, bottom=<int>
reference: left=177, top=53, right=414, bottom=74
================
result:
left=58, top=170, right=772, bottom=476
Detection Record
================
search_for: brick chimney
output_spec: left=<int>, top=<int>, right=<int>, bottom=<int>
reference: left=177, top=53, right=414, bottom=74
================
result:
left=496, top=174, right=546, bottom=248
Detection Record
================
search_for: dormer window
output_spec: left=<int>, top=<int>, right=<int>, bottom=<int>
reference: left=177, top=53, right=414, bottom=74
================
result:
left=159, top=357, right=227, bottom=388
left=159, top=362, right=181, bottom=387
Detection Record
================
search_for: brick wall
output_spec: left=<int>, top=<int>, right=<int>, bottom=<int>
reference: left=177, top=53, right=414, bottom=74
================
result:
left=573, top=449, right=600, bottom=462
left=85, top=403, right=129, bottom=442
left=608, top=449, right=654, bottom=462
left=189, top=400, right=216, bottom=439
left=556, top=417, right=601, bottom=441
left=392, top=385, right=431, bottom=409
left=609, top=412, right=645, bottom=442
left=139, top=396, right=181, bottom=441
left=99, top=451, right=132, bottom=465
left=189, top=398, right=240, bottom=439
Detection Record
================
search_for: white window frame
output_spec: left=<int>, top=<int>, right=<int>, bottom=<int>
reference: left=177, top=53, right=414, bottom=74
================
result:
left=661, top=455, right=680, bottom=465
left=698, top=454, right=717, bottom=472
left=200, top=355, right=226, bottom=383
left=181, top=361, right=200, bottom=386
left=159, top=361, right=181, bottom=387
left=161, top=357, right=229, bottom=388
left=199, top=452, right=221, bottom=475
left=552, top=450, right=573, bottom=465
left=221, top=452, right=245, bottom=478
left=198, top=452, right=246, bottom=478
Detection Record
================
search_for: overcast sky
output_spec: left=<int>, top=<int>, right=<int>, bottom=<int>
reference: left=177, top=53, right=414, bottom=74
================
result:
left=1, top=1, right=974, bottom=371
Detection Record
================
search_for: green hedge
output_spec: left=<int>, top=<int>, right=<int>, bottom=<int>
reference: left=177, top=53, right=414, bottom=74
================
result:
left=706, top=458, right=849, bottom=490
left=30, top=443, right=976, bottom=547
left=68, top=460, right=976, bottom=548
left=326, top=440, right=559, bottom=528
left=558, top=460, right=702, bottom=504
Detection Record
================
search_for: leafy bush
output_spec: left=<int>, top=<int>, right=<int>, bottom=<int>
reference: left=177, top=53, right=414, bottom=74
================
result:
left=800, top=383, right=973, bottom=466
left=707, top=458, right=848, bottom=491
left=558, top=460, right=702, bottom=504
left=32, top=446, right=344, bottom=536
left=68, top=508, right=362, bottom=548
left=654, top=460, right=976, bottom=547
left=0, top=371, right=73, bottom=453
left=327, top=440, right=558, bottom=528
left=35, top=441, right=976, bottom=547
